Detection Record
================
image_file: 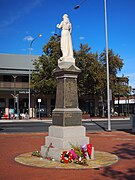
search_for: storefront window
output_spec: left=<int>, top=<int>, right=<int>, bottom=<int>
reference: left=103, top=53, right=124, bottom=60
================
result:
left=3, top=75, right=12, bottom=82
left=79, top=99, right=95, bottom=116
left=0, top=98, right=6, bottom=113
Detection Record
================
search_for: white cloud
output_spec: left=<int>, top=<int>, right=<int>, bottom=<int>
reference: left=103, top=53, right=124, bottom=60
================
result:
left=24, top=36, right=34, bottom=41
left=79, top=36, right=85, bottom=40
left=28, top=47, right=34, bottom=52
left=0, top=15, right=20, bottom=28
left=0, top=0, right=43, bottom=28
left=129, top=74, right=135, bottom=78
left=20, top=48, right=26, bottom=52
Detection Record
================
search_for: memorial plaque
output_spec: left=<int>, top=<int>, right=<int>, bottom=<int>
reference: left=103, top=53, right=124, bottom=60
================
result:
left=52, top=109, right=82, bottom=126
left=65, top=79, right=77, bottom=108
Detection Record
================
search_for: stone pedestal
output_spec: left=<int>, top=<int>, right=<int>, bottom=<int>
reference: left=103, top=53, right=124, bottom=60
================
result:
left=41, top=62, right=89, bottom=161
left=52, top=65, right=82, bottom=126
left=41, top=126, right=89, bottom=161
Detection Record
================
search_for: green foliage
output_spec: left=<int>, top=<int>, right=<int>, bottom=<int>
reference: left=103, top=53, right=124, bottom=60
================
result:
left=43, top=36, right=62, bottom=59
left=32, top=151, right=40, bottom=157
left=70, top=144, right=84, bottom=158
left=31, top=36, right=129, bottom=102
left=31, top=36, right=61, bottom=94
left=98, top=49, right=129, bottom=100
left=114, top=76, right=129, bottom=97
left=31, top=55, right=56, bottom=94
left=75, top=44, right=106, bottom=96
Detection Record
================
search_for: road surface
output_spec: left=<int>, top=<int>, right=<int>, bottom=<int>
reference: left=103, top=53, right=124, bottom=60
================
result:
left=0, top=119, right=131, bottom=133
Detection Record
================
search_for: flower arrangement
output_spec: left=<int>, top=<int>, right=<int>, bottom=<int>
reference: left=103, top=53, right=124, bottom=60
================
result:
left=45, top=143, right=54, bottom=158
left=32, top=143, right=54, bottom=161
left=32, top=151, right=41, bottom=157
left=60, top=151, right=72, bottom=163
left=32, top=142, right=93, bottom=166
left=60, top=143, right=93, bottom=165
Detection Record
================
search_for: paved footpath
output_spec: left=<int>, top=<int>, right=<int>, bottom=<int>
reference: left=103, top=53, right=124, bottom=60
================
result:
left=0, top=130, right=135, bottom=180
left=0, top=116, right=130, bottom=123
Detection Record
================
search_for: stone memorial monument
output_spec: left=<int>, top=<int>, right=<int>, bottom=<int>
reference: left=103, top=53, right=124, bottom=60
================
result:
left=41, top=14, right=89, bottom=161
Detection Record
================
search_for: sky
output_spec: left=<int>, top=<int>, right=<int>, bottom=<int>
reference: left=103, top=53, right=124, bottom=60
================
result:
left=0, top=0, right=135, bottom=88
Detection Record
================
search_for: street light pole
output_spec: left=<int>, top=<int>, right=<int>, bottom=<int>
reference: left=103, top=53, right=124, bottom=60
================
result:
left=104, top=0, right=111, bottom=131
left=74, top=0, right=111, bottom=131
left=28, top=33, right=42, bottom=119
left=13, top=75, right=17, bottom=113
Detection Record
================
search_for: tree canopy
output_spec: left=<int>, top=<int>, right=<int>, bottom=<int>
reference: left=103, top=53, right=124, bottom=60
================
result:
left=31, top=36, right=129, bottom=100
left=31, top=36, right=60, bottom=94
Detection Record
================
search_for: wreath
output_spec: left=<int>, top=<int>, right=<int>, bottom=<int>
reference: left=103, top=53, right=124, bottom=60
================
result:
left=60, top=151, right=72, bottom=163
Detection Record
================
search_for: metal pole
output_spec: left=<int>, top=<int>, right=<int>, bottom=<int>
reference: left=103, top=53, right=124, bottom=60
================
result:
left=13, top=75, right=17, bottom=114
left=16, top=95, right=19, bottom=119
left=39, top=102, right=40, bottom=120
left=28, top=34, right=42, bottom=119
left=28, top=49, right=31, bottom=119
left=14, top=76, right=16, bottom=113
left=74, top=1, right=111, bottom=130
left=104, top=0, right=111, bottom=131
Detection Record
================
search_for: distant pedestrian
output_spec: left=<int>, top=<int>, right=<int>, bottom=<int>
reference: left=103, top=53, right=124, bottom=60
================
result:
left=25, top=112, right=28, bottom=120
left=0, top=111, right=2, bottom=119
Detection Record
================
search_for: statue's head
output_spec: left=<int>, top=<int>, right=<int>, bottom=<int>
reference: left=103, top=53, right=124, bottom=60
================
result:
left=63, top=14, right=68, bottom=19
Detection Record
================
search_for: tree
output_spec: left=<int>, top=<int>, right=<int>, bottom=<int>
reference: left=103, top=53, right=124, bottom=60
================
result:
left=31, top=36, right=61, bottom=94
left=99, top=49, right=129, bottom=116
left=31, top=37, right=129, bottom=117
left=99, top=49, right=124, bottom=95
left=75, top=44, right=105, bottom=96
left=75, top=46, right=126, bottom=116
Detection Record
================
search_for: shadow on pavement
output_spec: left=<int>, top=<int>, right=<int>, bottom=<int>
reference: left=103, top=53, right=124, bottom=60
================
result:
left=117, top=129, right=135, bottom=135
left=91, top=120, right=107, bottom=131
left=101, top=142, right=135, bottom=179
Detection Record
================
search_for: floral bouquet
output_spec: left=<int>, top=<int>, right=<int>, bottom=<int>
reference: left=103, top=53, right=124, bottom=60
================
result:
left=60, top=143, right=93, bottom=165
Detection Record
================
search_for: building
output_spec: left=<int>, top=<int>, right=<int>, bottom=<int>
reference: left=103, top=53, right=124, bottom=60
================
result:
left=0, top=54, right=54, bottom=119
left=114, top=96, right=135, bottom=116
left=0, top=53, right=134, bottom=119
left=113, top=76, right=135, bottom=116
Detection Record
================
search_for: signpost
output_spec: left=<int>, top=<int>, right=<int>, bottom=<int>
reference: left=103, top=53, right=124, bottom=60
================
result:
left=38, top=99, right=41, bottom=119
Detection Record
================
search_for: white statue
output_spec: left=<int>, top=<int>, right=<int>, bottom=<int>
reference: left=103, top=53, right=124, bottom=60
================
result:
left=57, top=14, right=74, bottom=61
